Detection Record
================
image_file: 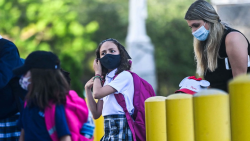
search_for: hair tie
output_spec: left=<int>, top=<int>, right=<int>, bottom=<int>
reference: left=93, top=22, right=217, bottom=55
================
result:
left=128, top=60, right=132, bottom=65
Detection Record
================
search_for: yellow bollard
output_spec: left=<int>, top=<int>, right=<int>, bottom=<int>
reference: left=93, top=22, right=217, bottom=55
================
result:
left=145, top=96, right=167, bottom=141
left=165, top=94, right=194, bottom=141
left=193, top=89, right=231, bottom=141
left=94, top=116, right=104, bottom=141
left=229, top=74, right=250, bottom=141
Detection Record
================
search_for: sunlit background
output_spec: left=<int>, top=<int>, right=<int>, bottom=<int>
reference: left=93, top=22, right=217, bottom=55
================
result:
left=1, top=0, right=219, bottom=96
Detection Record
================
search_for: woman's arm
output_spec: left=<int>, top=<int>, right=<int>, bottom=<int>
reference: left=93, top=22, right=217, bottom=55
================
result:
left=226, top=32, right=248, bottom=77
left=60, top=135, right=71, bottom=141
left=19, top=129, right=24, bottom=141
left=85, top=78, right=104, bottom=119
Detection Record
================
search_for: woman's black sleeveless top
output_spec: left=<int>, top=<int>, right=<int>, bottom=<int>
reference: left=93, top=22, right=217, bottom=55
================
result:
left=204, top=26, right=250, bottom=92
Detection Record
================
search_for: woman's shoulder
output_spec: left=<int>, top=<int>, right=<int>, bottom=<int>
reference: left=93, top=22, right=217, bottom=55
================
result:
left=224, top=29, right=249, bottom=59
left=225, top=31, right=248, bottom=46
left=224, top=26, right=246, bottom=41
left=219, top=26, right=248, bottom=56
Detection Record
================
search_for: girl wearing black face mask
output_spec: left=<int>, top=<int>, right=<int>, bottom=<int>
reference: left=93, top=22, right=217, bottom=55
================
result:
left=85, top=38, right=133, bottom=141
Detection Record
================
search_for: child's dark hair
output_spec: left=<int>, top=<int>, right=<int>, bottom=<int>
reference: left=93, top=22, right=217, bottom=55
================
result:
left=26, top=69, right=70, bottom=110
left=60, top=68, right=71, bottom=85
left=95, top=38, right=131, bottom=76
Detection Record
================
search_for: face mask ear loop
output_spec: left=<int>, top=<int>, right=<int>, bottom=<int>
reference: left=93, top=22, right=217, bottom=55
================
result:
left=25, top=77, right=30, bottom=80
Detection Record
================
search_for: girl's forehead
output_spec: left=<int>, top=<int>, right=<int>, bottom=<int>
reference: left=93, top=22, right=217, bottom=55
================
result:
left=100, top=41, right=118, bottom=51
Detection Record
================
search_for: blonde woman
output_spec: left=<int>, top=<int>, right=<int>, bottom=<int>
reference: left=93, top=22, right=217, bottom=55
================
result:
left=185, top=0, right=250, bottom=92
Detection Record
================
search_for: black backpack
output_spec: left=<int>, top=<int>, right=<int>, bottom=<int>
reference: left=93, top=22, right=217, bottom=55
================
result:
left=0, top=38, right=26, bottom=111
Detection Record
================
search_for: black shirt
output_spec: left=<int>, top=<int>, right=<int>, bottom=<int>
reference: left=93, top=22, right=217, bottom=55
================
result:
left=204, top=26, right=250, bottom=92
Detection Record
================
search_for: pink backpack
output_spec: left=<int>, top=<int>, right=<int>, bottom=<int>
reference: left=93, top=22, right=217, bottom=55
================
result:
left=114, top=71, right=156, bottom=141
left=25, top=90, right=91, bottom=141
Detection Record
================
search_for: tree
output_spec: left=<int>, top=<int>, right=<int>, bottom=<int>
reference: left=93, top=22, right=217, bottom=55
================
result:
left=0, top=0, right=198, bottom=96
left=0, top=0, right=99, bottom=95
left=147, top=0, right=196, bottom=95
left=82, top=0, right=196, bottom=95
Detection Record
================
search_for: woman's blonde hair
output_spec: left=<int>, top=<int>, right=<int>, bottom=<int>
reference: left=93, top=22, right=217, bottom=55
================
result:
left=185, top=0, right=226, bottom=76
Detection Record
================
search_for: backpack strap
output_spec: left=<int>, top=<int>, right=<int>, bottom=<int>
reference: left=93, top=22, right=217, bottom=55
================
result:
left=24, top=101, right=59, bottom=141
left=113, top=71, right=137, bottom=141
left=44, top=102, right=59, bottom=141
left=24, top=101, right=27, bottom=108
left=114, top=94, right=136, bottom=141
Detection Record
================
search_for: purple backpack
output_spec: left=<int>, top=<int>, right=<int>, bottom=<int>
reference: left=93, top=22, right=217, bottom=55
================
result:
left=114, top=71, right=156, bottom=141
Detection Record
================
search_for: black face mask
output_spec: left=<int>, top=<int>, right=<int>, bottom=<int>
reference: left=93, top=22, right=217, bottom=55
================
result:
left=99, top=54, right=121, bottom=70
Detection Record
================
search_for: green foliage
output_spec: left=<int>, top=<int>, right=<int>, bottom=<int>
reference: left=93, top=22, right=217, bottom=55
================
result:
left=147, top=0, right=196, bottom=95
left=0, top=0, right=198, bottom=96
left=0, top=0, right=99, bottom=95
left=82, top=0, right=196, bottom=95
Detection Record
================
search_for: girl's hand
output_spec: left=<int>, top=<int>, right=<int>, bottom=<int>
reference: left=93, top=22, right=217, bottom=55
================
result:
left=93, top=59, right=102, bottom=75
left=85, top=77, right=94, bottom=89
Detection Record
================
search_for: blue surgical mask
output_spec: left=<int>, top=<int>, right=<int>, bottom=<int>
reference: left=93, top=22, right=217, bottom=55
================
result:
left=192, top=23, right=210, bottom=41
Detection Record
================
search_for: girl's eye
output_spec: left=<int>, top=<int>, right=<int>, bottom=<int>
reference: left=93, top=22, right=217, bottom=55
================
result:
left=111, top=50, right=115, bottom=53
left=101, top=52, right=106, bottom=55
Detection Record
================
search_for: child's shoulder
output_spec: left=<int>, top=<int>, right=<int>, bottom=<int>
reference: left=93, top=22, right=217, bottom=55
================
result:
left=117, top=70, right=133, bottom=79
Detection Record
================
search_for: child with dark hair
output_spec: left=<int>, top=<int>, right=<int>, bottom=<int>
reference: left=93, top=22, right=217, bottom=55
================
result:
left=13, top=51, right=73, bottom=141
left=60, top=68, right=71, bottom=85
left=85, top=38, right=133, bottom=140
left=13, top=51, right=71, bottom=141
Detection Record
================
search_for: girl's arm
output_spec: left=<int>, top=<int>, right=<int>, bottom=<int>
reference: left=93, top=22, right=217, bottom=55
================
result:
left=85, top=78, right=103, bottom=119
left=92, top=76, right=116, bottom=99
left=60, top=135, right=71, bottom=141
left=92, top=59, right=117, bottom=99
left=19, top=129, right=24, bottom=141
left=226, top=32, right=248, bottom=77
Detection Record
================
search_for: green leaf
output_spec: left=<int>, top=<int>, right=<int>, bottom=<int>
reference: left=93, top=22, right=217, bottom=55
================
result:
left=38, top=42, right=51, bottom=51
left=0, top=0, right=5, bottom=6
left=53, top=21, right=66, bottom=37
left=69, top=21, right=85, bottom=36
left=86, top=21, right=99, bottom=33
left=26, top=4, right=39, bottom=20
